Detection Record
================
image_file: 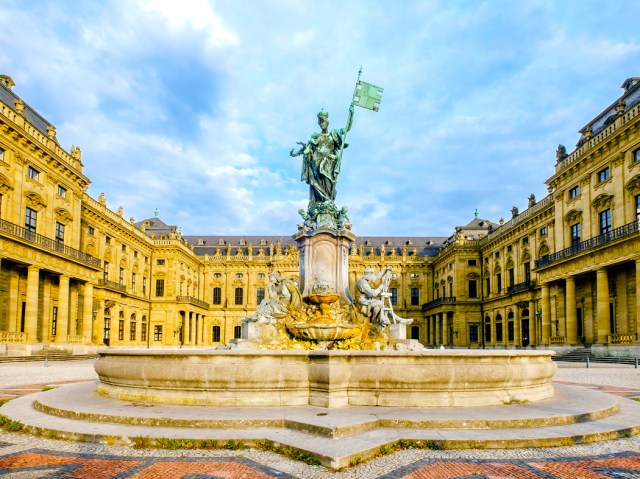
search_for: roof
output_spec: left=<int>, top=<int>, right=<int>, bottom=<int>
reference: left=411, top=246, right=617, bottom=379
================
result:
left=0, top=75, right=55, bottom=137
left=135, top=217, right=176, bottom=235
left=182, top=234, right=447, bottom=257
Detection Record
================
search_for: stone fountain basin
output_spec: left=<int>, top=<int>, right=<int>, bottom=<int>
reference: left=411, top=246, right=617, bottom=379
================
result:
left=95, top=349, right=556, bottom=408
left=285, top=322, right=362, bottom=340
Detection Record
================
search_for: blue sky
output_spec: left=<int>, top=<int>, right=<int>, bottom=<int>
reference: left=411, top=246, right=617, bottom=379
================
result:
left=2, top=0, right=640, bottom=236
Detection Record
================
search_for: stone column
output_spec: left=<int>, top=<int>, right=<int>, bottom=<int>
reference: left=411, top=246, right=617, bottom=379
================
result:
left=7, top=269, right=19, bottom=332
left=529, top=300, right=536, bottom=345
left=184, top=311, right=191, bottom=345
left=435, top=314, right=441, bottom=346
left=25, top=266, right=40, bottom=343
left=82, top=283, right=93, bottom=344
left=565, top=276, right=577, bottom=343
left=442, top=313, right=449, bottom=346
left=514, top=309, right=521, bottom=347
left=54, top=276, right=70, bottom=344
left=541, top=283, right=551, bottom=345
left=95, top=299, right=105, bottom=345
left=199, top=315, right=205, bottom=345
left=596, top=268, right=610, bottom=344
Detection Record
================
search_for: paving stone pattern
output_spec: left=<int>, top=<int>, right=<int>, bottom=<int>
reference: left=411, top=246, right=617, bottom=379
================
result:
left=0, top=361, right=639, bottom=478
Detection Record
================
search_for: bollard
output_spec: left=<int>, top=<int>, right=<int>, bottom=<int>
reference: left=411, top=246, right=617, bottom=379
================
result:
left=635, top=357, right=638, bottom=369
left=44, top=357, right=48, bottom=367
left=586, top=356, right=590, bottom=368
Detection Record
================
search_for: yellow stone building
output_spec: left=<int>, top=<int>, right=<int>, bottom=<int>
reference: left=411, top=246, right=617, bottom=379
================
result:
left=0, top=74, right=639, bottom=357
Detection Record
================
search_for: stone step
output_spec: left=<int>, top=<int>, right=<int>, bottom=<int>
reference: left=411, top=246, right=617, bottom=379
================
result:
left=2, top=381, right=640, bottom=469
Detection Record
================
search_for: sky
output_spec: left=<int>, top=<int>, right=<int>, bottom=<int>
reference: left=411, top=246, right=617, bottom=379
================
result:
left=1, top=1, right=640, bottom=237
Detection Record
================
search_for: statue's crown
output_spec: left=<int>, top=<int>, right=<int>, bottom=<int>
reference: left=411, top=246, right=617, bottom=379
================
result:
left=317, top=109, right=329, bottom=120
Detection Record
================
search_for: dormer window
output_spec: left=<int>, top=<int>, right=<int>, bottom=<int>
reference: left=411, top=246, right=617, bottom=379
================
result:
left=218, top=239, right=225, bottom=245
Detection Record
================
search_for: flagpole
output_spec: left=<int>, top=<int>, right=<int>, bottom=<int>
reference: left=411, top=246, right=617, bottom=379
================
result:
left=335, top=67, right=361, bottom=178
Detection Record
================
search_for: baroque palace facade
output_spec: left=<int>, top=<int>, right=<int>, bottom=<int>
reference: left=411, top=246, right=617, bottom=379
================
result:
left=0, top=74, right=639, bottom=356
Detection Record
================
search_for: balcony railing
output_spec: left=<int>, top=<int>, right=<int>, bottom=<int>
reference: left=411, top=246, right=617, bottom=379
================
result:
left=176, top=296, right=210, bottom=309
left=608, top=333, right=637, bottom=345
left=422, top=296, right=456, bottom=311
left=535, top=220, right=639, bottom=269
left=0, top=218, right=101, bottom=268
left=507, top=281, right=535, bottom=294
left=98, top=279, right=126, bottom=293
left=0, top=331, right=27, bottom=343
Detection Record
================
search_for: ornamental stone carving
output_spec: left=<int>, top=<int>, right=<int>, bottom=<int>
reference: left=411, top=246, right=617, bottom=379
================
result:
left=25, top=192, right=46, bottom=211
left=0, top=173, right=14, bottom=193
left=564, top=209, right=582, bottom=224
left=591, top=193, right=614, bottom=211
left=54, top=207, right=73, bottom=224
left=625, top=175, right=640, bottom=195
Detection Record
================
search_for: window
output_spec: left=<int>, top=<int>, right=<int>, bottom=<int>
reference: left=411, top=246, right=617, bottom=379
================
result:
left=571, top=223, right=581, bottom=246
left=134, top=250, right=138, bottom=258
left=569, top=185, right=580, bottom=199
left=103, top=262, right=109, bottom=281
left=256, top=287, right=265, bottom=304
left=235, top=273, right=244, bottom=278
left=506, top=245, right=512, bottom=253
left=469, top=324, right=479, bottom=343
left=390, top=287, right=398, bottom=305
left=88, top=225, right=95, bottom=235
left=468, top=280, right=478, bottom=298
left=28, top=166, right=39, bottom=180
left=142, top=277, right=147, bottom=295
left=131, top=273, right=136, bottom=292
left=234, top=287, right=243, bottom=305
left=213, top=273, right=222, bottom=278
left=410, top=273, right=419, bottom=279
left=212, top=325, right=221, bottom=342
left=213, top=287, right=222, bottom=305
left=540, top=226, right=547, bottom=236
left=410, top=288, right=419, bottom=306
left=156, top=259, right=165, bottom=266
left=485, top=317, right=492, bottom=342
left=25, top=207, right=37, bottom=234
left=55, top=222, right=65, bottom=244
left=524, top=262, right=531, bottom=283
left=118, top=320, right=125, bottom=340
left=57, top=185, right=67, bottom=198
left=497, top=273, right=502, bottom=293
left=597, top=167, right=610, bottom=183
left=0, top=147, right=4, bottom=161
left=636, top=194, right=640, bottom=222
left=257, top=273, right=265, bottom=279
left=122, top=244, right=126, bottom=252
left=105, top=236, right=111, bottom=244
left=599, top=209, right=611, bottom=235
left=410, top=326, right=420, bottom=340
left=234, top=325, right=242, bottom=339
left=508, top=268, right=515, bottom=287
left=154, top=325, right=163, bottom=341
left=496, top=322, right=503, bottom=343
left=485, top=277, right=490, bottom=295
left=508, top=321, right=515, bottom=342
left=634, top=148, right=640, bottom=163
left=495, top=252, right=500, bottom=259
left=130, top=322, right=136, bottom=341
left=467, top=259, right=477, bottom=266
left=155, top=279, right=165, bottom=297
left=141, top=320, right=147, bottom=342
left=119, top=268, right=125, bottom=286
left=522, top=236, right=529, bottom=246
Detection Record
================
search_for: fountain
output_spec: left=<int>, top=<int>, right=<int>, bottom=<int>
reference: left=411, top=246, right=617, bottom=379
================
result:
left=94, top=74, right=557, bottom=408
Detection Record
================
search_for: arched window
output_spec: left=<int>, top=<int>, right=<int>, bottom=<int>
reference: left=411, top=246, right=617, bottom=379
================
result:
left=212, top=325, right=221, bottom=342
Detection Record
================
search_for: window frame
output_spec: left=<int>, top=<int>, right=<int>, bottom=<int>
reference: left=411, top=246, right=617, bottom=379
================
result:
left=599, top=208, right=612, bottom=235
left=568, top=185, right=580, bottom=199
left=25, top=207, right=37, bottom=234
left=55, top=221, right=65, bottom=244
left=234, top=287, right=243, bottom=305
left=27, top=166, right=39, bottom=180
left=410, top=287, right=419, bottom=306
left=597, top=166, right=610, bottom=183
left=155, top=278, right=165, bottom=297
left=570, top=222, right=581, bottom=246
left=213, top=287, right=222, bottom=305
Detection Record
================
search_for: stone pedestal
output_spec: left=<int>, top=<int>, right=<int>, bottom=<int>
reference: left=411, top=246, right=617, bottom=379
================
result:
left=388, top=323, right=407, bottom=340
left=294, top=227, right=356, bottom=301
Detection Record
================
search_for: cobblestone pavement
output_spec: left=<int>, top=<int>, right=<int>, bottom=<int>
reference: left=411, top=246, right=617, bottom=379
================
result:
left=0, top=361, right=638, bottom=478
